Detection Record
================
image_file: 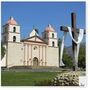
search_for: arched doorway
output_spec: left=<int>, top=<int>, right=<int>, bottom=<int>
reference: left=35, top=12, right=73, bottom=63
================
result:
left=33, top=57, right=39, bottom=66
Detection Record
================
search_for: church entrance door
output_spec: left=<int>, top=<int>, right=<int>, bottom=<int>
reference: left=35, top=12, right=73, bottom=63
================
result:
left=33, top=57, right=39, bottom=66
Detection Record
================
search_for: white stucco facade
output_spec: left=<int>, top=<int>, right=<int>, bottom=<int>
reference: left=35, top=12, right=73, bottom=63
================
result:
left=7, top=42, right=24, bottom=67
left=1, top=17, right=59, bottom=68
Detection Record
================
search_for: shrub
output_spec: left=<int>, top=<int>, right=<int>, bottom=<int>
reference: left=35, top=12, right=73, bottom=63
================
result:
left=51, top=72, right=79, bottom=86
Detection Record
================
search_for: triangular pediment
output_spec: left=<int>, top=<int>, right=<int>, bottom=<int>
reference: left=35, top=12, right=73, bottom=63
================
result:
left=21, top=36, right=47, bottom=44
left=27, top=36, right=43, bottom=42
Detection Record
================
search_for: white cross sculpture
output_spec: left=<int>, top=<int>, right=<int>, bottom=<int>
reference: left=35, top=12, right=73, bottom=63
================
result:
left=60, top=12, right=85, bottom=71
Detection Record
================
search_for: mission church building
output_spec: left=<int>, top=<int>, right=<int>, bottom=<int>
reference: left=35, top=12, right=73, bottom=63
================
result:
left=1, top=17, right=59, bottom=68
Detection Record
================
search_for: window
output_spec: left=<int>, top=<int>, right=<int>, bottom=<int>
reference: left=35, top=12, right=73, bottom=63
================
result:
left=13, top=27, right=16, bottom=32
left=52, top=33, right=54, bottom=38
left=13, top=36, right=16, bottom=42
left=52, top=41, right=55, bottom=47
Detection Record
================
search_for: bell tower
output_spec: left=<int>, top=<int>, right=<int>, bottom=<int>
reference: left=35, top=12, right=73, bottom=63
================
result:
left=42, top=24, right=58, bottom=47
left=2, top=16, right=20, bottom=43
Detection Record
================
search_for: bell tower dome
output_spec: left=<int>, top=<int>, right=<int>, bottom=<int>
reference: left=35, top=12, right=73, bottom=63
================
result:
left=42, top=24, right=58, bottom=47
left=7, top=16, right=18, bottom=25
left=2, top=16, right=20, bottom=43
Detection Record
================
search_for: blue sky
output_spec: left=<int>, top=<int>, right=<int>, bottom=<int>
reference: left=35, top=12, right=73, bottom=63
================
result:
left=1, top=2, right=86, bottom=46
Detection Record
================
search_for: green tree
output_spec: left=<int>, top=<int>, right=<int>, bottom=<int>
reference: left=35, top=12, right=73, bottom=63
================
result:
left=1, top=44, right=6, bottom=59
left=78, top=43, right=86, bottom=69
left=63, top=49, right=73, bottom=68
left=58, top=38, right=73, bottom=68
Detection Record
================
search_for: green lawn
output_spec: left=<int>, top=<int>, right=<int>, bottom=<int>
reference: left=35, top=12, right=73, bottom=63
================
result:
left=1, top=71, right=61, bottom=86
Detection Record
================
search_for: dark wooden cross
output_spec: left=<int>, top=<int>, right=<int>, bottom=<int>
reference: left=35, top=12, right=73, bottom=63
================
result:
left=60, top=12, right=85, bottom=71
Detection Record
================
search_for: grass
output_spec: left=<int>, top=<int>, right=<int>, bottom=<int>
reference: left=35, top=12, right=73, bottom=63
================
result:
left=1, top=71, right=61, bottom=86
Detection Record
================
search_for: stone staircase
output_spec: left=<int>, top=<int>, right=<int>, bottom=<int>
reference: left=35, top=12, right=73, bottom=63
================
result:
left=1, top=66, right=71, bottom=72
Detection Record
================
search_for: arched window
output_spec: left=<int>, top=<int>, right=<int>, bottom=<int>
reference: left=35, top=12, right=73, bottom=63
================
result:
left=52, top=41, right=55, bottom=47
left=52, top=33, right=54, bottom=38
left=13, top=27, right=16, bottom=32
left=13, top=36, right=16, bottom=42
